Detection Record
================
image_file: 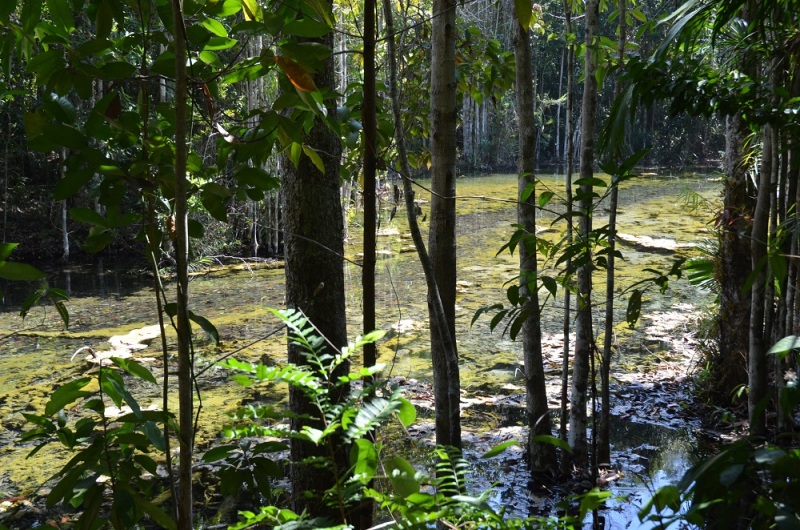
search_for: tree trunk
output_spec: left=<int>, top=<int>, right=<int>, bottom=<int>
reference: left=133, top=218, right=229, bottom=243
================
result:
left=358, top=0, right=377, bottom=525
left=569, top=0, right=600, bottom=471
left=599, top=0, right=627, bottom=467
left=512, top=15, right=556, bottom=475
left=281, top=7, right=349, bottom=519
left=717, top=114, right=752, bottom=403
left=170, top=1, right=193, bottom=527
left=363, top=0, right=377, bottom=372
left=429, top=0, right=461, bottom=449
left=559, top=0, right=575, bottom=476
left=60, top=148, right=69, bottom=262
left=749, top=123, right=772, bottom=437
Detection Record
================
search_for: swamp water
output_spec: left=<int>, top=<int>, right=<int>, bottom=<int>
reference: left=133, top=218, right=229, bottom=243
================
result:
left=0, top=171, right=718, bottom=527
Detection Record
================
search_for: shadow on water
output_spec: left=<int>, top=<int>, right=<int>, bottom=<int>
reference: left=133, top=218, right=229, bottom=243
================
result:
left=467, top=403, right=710, bottom=528
left=0, top=170, right=719, bottom=526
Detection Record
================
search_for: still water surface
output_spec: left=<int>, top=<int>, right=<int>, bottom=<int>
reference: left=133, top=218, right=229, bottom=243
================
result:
left=0, top=171, right=718, bottom=526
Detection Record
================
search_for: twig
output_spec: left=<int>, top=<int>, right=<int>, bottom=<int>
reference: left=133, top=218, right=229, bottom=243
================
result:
left=195, top=327, right=284, bottom=378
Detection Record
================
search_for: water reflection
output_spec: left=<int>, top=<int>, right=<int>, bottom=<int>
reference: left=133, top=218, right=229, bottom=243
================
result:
left=0, top=171, right=719, bottom=516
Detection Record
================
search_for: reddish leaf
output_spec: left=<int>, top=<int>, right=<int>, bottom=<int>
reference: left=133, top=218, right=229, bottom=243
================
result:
left=273, top=56, right=317, bottom=92
left=105, top=92, right=122, bottom=120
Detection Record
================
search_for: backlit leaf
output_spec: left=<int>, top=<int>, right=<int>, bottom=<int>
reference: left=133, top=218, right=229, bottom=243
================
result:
left=0, top=262, right=47, bottom=281
left=482, top=440, right=519, bottom=458
left=302, top=145, right=325, bottom=174
left=274, top=56, right=317, bottom=92
left=241, top=0, right=260, bottom=21
left=513, top=0, right=531, bottom=30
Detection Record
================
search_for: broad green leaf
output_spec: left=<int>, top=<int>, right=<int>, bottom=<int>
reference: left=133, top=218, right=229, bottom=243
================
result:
left=110, top=357, right=157, bottom=384
left=397, top=397, right=416, bottom=428
left=144, top=421, right=166, bottom=451
left=302, top=145, right=325, bottom=174
left=574, top=177, right=607, bottom=187
left=384, top=457, right=419, bottom=498
left=513, top=0, right=531, bottom=30
left=241, top=0, right=260, bottom=21
left=188, top=219, right=205, bottom=238
left=233, top=167, right=279, bottom=189
left=100, top=61, right=137, bottom=79
left=22, top=413, right=57, bottom=433
left=482, top=440, right=519, bottom=458
left=21, top=0, right=42, bottom=34
left=626, top=289, right=643, bottom=328
left=128, top=486, right=177, bottom=530
left=0, top=261, right=47, bottom=281
left=203, top=445, right=239, bottom=463
left=350, top=439, right=378, bottom=483
left=200, top=17, right=228, bottom=38
left=539, top=191, right=554, bottom=207
left=54, top=169, right=94, bottom=200
left=205, top=0, right=241, bottom=17
left=46, top=0, right=75, bottom=32
left=282, top=18, right=329, bottom=38
left=95, top=0, right=113, bottom=38
left=520, top=182, right=535, bottom=202
left=304, top=0, right=335, bottom=27
left=25, top=49, right=64, bottom=85
left=0, top=0, right=16, bottom=23
left=43, top=123, right=88, bottom=150
left=768, top=335, right=800, bottom=358
left=51, top=295, right=69, bottom=329
left=69, top=207, right=106, bottom=226
left=531, top=435, right=572, bottom=452
left=45, top=378, right=92, bottom=416
left=189, top=311, right=220, bottom=344
left=0, top=242, right=17, bottom=262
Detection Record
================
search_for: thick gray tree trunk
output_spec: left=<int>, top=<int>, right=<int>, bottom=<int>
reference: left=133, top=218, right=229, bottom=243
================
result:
left=717, top=114, right=752, bottom=403
left=429, top=0, right=461, bottom=449
left=569, top=0, right=600, bottom=470
left=281, top=10, right=350, bottom=518
left=512, top=16, right=556, bottom=475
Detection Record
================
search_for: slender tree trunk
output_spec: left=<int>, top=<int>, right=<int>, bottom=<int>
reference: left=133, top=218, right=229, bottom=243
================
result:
left=60, top=148, right=69, bottom=262
left=3, top=108, right=8, bottom=243
left=556, top=49, right=564, bottom=164
left=599, top=0, right=627, bottom=466
left=358, top=0, right=377, bottom=525
left=559, top=0, right=575, bottom=476
left=363, top=0, right=377, bottom=372
left=749, top=123, right=773, bottom=437
left=569, top=0, right=600, bottom=470
left=281, top=6, right=350, bottom=518
left=429, top=0, right=461, bottom=449
left=513, top=15, right=556, bottom=475
left=170, top=1, right=193, bottom=527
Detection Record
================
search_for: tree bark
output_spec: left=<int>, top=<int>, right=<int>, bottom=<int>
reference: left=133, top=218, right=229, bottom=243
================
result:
left=281, top=7, right=350, bottom=518
left=599, top=0, right=627, bottom=466
left=749, top=123, right=772, bottom=437
left=429, top=0, right=461, bottom=449
left=569, top=0, right=600, bottom=470
left=363, top=0, right=377, bottom=372
left=559, top=0, right=575, bottom=475
left=716, top=114, right=752, bottom=404
left=170, top=1, right=193, bottom=527
left=512, top=15, right=556, bottom=475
